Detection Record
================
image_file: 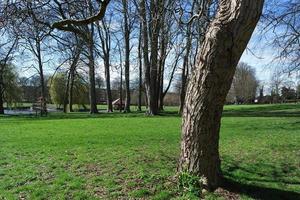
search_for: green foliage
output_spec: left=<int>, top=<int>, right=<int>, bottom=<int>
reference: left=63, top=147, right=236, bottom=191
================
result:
left=71, top=76, right=89, bottom=105
left=2, top=64, right=22, bottom=106
left=0, top=104, right=299, bottom=199
left=48, top=73, right=66, bottom=108
left=48, top=73, right=89, bottom=108
left=178, top=171, right=206, bottom=197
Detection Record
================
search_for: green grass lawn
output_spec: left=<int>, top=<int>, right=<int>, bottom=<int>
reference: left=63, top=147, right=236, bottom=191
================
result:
left=0, top=104, right=299, bottom=199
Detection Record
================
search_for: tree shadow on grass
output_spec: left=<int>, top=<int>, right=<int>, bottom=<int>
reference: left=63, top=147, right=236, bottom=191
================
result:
left=221, top=158, right=300, bottom=200
left=221, top=178, right=300, bottom=200
left=222, top=110, right=300, bottom=118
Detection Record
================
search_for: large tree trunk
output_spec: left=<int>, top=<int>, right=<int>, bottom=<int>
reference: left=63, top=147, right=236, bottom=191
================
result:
left=178, top=0, right=264, bottom=191
left=148, top=0, right=161, bottom=115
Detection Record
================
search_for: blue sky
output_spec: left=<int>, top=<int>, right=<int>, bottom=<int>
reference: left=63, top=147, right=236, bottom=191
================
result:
left=240, top=28, right=274, bottom=82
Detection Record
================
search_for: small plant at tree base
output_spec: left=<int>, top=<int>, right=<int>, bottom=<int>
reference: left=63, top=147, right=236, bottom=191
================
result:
left=178, top=171, right=208, bottom=197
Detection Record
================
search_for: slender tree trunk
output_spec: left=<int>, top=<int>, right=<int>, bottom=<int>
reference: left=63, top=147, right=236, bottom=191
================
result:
left=157, top=38, right=166, bottom=112
left=87, top=23, right=98, bottom=114
left=104, top=55, right=113, bottom=112
left=0, top=70, right=4, bottom=114
left=158, top=66, right=165, bottom=111
left=161, top=51, right=181, bottom=110
left=149, top=2, right=160, bottom=115
left=122, top=0, right=131, bottom=113
left=138, top=23, right=143, bottom=112
left=63, top=72, right=71, bottom=113
left=178, top=0, right=264, bottom=191
left=36, top=40, right=47, bottom=116
left=140, top=0, right=152, bottom=114
left=120, top=62, right=123, bottom=112
left=179, top=28, right=192, bottom=115
left=69, top=69, right=75, bottom=112
left=68, top=48, right=80, bottom=113
left=88, top=40, right=98, bottom=114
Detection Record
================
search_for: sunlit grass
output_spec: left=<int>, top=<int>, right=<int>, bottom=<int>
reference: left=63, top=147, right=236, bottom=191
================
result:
left=0, top=104, right=299, bottom=199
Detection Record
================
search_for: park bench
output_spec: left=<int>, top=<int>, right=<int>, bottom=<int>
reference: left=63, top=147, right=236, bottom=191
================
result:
left=112, top=98, right=125, bottom=110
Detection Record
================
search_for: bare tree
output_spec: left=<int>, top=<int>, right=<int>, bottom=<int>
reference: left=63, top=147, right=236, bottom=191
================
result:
left=179, top=0, right=264, bottom=190
left=231, top=62, right=259, bottom=104
left=96, top=17, right=113, bottom=112
left=121, top=0, right=134, bottom=113
left=137, top=0, right=165, bottom=115
left=61, top=36, right=82, bottom=113
left=263, top=0, right=300, bottom=73
left=52, top=0, right=111, bottom=114
left=270, top=69, right=284, bottom=103
left=17, top=3, right=51, bottom=115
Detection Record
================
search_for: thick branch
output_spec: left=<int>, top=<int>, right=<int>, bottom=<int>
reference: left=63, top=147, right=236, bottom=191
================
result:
left=52, top=0, right=110, bottom=30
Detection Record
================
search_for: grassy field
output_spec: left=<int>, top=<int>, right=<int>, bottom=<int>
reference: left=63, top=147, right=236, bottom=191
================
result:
left=0, top=104, right=299, bottom=199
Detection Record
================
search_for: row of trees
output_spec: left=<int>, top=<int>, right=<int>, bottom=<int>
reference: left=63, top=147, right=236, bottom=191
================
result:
left=2, top=62, right=300, bottom=111
left=0, top=0, right=207, bottom=115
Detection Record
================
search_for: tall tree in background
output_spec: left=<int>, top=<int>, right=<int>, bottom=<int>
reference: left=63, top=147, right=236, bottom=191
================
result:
left=18, top=2, right=51, bottom=115
left=52, top=0, right=111, bottom=113
left=121, top=0, right=133, bottom=113
left=137, top=22, right=143, bottom=111
left=96, top=17, right=113, bottom=112
left=179, top=0, right=264, bottom=190
left=138, top=0, right=164, bottom=115
left=60, top=36, right=82, bottom=113
left=231, top=62, right=259, bottom=104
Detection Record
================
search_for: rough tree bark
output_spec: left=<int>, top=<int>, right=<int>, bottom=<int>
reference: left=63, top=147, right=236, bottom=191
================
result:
left=148, top=0, right=161, bottom=115
left=178, top=0, right=264, bottom=190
